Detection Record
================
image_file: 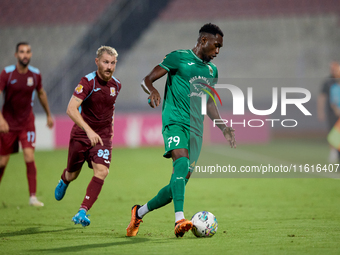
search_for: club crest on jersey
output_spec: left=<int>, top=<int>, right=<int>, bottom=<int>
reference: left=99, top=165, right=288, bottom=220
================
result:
left=75, top=84, right=83, bottom=94
left=110, top=87, right=116, bottom=97
left=27, top=77, right=34, bottom=86
left=208, top=65, right=214, bottom=76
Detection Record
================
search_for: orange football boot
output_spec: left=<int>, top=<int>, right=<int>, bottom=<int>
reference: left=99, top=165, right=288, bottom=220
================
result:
left=126, top=205, right=143, bottom=237
left=174, top=219, right=193, bottom=238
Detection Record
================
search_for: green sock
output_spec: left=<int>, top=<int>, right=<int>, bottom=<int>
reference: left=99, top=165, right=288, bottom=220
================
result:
left=147, top=184, right=172, bottom=211
left=171, top=157, right=189, bottom=212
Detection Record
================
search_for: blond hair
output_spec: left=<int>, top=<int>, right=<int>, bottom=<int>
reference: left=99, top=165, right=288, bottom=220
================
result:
left=96, top=46, right=118, bottom=59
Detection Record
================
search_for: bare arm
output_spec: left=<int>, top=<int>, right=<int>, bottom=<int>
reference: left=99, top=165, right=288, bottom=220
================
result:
left=317, top=93, right=327, bottom=122
left=207, top=96, right=236, bottom=148
left=37, top=88, right=54, bottom=129
left=141, top=65, right=168, bottom=108
left=67, top=95, right=103, bottom=146
left=0, top=90, right=9, bottom=133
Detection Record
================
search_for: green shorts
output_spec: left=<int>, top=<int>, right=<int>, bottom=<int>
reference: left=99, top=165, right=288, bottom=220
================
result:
left=162, top=124, right=202, bottom=172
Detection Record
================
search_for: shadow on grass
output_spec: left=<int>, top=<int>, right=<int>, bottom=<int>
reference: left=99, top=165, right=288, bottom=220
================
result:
left=28, top=237, right=150, bottom=253
left=0, top=227, right=75, bottom=238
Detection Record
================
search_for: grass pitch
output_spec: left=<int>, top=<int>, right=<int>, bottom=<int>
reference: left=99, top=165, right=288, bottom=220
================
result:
left=0, top=138, right=339, bottom=255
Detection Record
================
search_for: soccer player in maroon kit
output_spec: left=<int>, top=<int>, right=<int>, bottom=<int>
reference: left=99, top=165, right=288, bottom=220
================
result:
left=54, top=46, right=121, bottom=227
left=0, top=42, right=54, bottom=206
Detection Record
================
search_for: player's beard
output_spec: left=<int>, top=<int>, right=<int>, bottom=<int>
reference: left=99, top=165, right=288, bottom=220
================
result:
left=100, top=69, right=113, bottom=81
left=201, top=53, right=213, bottom=63
left=203, top=57, right=211, bottom=63
left=18, top=57, right=30, bottom=67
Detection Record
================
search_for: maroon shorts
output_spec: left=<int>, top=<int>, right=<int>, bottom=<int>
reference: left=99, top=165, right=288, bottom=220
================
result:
left=66, top=137, right=112, bottom=172
left=0, top=123, right=36, bottom=155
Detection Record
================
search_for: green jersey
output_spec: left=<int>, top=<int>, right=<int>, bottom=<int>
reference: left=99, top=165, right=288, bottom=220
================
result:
left=159, top=49, right=218, bottom=136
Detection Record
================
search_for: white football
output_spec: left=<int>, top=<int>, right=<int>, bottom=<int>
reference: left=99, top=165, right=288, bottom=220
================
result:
left=191, top=211, right=218, bottom=237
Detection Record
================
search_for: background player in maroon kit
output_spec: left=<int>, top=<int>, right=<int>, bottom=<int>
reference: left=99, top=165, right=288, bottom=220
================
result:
left=0, top=42, right=54, bottom=207
left=54, top=46, right=121, bottom=227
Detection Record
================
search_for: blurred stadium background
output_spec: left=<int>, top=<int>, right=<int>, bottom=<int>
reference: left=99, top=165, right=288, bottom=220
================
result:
left=1, top=0, right=340, bottom=149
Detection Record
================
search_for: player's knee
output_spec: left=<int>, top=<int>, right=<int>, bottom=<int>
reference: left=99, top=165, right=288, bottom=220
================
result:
left=95, top=167, right=109, bottom=180
left=23, top=151, right=35, bottom=162
left=102, top=168, right=109, bottom=178
left=171, top=149, right=189, bottom=161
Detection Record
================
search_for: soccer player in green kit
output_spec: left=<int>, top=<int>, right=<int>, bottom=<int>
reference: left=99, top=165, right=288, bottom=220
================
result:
left=126, top=23, right=236, bottom=238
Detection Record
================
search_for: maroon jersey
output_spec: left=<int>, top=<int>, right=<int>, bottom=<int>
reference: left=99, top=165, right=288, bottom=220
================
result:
left=70, top=71, right=121, bottom=141
left=0, top=65, right=42, bottom=131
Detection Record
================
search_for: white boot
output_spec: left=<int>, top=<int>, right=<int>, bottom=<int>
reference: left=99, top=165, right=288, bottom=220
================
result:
left=29, top=196, right=44, bottom=207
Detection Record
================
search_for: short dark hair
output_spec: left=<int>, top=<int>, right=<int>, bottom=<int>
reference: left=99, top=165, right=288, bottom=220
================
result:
left=199, top=23, right=224, bottom=37
left=16, top=42, right=30, bottom=52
